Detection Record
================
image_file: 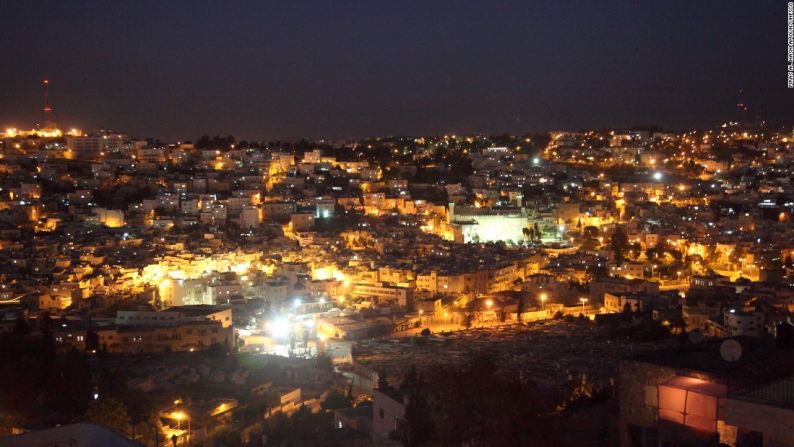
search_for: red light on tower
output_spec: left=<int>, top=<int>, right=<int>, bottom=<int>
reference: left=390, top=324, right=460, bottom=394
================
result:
left=42, top=78, right=53, bottom=126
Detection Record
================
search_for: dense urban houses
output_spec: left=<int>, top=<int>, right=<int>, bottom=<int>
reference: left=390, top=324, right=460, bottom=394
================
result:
left=1, top=120, right=793, bottom=446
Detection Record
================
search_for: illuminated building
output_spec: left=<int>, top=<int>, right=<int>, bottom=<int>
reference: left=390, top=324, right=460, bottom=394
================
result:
left=315, top=196, right=335, bottom=218
left=352, top=283, right=414, bottom=310
left=65, top=134, right=125, bottom=159
left=2, top=126, right=81, bottom=139
left=448, top=203, right=531, bottom=244
left=93, top=208, right=126, bottom=228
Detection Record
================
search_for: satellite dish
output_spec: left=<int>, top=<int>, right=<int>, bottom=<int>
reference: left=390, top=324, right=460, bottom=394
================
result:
left=688, top=330, right=704, bottom=344
left=720, top=339, right=743, bottom=362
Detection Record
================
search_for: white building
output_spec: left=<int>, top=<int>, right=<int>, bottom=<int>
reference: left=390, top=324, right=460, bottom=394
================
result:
left=724, top=311, right=764, bottom=337
left=315, top=197, right=335, bottom=219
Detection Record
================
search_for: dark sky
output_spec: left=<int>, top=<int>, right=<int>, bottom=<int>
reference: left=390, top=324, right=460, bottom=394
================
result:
left=0, top=1, right=790, bottom=141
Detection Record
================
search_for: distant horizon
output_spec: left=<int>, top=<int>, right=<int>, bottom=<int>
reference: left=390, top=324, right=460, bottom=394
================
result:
left=3, top=119, right=786, bottom=145
left=1, top=1, right=791, bottom=141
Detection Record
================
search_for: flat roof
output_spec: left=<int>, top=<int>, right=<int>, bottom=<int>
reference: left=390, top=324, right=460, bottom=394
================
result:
left=626, top=337, right=794, bottom=390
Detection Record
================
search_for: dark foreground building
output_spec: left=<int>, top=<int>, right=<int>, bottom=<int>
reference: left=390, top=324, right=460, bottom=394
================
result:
left=619, top=337, right=794, bottom=447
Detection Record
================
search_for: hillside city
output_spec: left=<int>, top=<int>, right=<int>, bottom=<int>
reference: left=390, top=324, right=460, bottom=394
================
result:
left=0, top=118, right=794, bottom=446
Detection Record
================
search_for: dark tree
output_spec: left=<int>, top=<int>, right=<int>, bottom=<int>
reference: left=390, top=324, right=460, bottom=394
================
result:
left=85, top=327, right=100, bottom=352
left=609, top=225, right=630, bottom=264
left=321, top=388, right=352, bottom=411
left=11, top=316, right=30, bottom=337
left=85, top=398, right=130, bottom=434
left=401, top=368, right=435, bottom=447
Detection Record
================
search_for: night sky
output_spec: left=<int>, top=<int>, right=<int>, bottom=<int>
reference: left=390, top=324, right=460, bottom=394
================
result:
left=0, top=1, right=790, bottom=141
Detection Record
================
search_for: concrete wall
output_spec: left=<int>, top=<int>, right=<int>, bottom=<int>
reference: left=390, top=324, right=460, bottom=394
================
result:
left=618, top=360, right=677, bottom=447
left=372, top=389, right=405, bottom=441
left=724, top=398, right=794, bottom=447
left=457, top=214, right=528, bottom=243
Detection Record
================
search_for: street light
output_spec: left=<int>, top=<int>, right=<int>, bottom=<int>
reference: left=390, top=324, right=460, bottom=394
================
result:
left=171, top=411, right=189, bottom=445
left=579, top=297, right=588, bottom=313
left=485, top=299, right=493, bottom=309
left=539, top=293, right=547, bottom=310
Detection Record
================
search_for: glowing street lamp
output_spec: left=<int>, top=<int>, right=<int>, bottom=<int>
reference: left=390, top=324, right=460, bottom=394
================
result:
left=579, top=297, right=588, bottom=312
left=539, top=293, right=547, bottom=310
left=172, top=411, right=185, bottom=425
left=171, top=410, right=190, bottom=444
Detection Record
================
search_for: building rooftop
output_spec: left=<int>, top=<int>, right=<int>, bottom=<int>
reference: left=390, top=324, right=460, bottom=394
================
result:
left=625, top=337, right=794, bottom=391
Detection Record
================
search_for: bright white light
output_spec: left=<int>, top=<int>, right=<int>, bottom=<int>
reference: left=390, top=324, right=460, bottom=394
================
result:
left=269, top=318, right=290, bottom=338
left=653, top=171, right=663, bottom=181
left=319, top=298, right=326, bottom=304
left=293, top=298, right=302, bottom=308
